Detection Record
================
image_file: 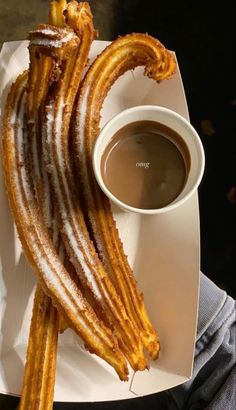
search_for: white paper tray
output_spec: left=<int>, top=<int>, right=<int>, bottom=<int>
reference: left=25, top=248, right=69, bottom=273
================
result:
left=0, top=40, right=200, bottom=402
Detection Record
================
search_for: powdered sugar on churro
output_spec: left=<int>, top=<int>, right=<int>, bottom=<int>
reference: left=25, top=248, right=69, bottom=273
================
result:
left=7, top=82, right=113, bottom=344
left=30, top=26, right=77, bottom=48
left=78, top=86, right=90, bottom=156
left=11, top=87, right=78, bottom=303
left=44, top=100, right=102, bottom=301
left=31, top=34, right=74, bottom=48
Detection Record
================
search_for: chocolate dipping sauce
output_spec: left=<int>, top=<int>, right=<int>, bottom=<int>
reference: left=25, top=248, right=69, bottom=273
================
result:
left=101, top=120, right=190, bottom=209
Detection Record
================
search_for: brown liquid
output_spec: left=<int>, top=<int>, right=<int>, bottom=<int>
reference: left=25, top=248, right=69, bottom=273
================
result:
left=101, top=120, right=190, bottom=209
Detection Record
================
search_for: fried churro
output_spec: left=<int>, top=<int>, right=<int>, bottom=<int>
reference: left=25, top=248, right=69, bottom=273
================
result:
left=2, top=49, right=128, bottom=385
left=73, top=33, right=176, bottom=359
left=19, top=3, right=81, bottom=407
left=19, top=286, right=59, bottom=410
left=42, top=2, right=147, bottom=372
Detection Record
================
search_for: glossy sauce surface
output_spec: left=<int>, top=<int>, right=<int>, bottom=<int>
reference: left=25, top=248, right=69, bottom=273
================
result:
left=101, top=120, right=190, bottom=209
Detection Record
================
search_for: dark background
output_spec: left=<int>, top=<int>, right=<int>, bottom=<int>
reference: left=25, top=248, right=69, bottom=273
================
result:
left=0, top=0, right=235, bottom=408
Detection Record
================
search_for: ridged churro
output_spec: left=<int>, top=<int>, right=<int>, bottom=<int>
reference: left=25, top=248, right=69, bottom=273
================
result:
left=2, top=70, right=128, bottom=381
left=19, top=286, right=59, bottom=410
left=42, top=3, right=147, bottom=372
left=73, top=33, right=176, bottom=359
left=19, top=3, right=82, bottom=407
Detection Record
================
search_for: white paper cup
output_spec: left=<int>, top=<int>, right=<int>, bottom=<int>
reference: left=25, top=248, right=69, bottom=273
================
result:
left=93, top=105, right=205, bottom=214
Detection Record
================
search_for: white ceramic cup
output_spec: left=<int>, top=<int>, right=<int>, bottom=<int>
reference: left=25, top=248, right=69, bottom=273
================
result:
left=93, top=105, right=205, bottom=214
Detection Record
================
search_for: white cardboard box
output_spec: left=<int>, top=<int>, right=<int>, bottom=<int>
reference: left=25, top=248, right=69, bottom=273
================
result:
left=0, top=40, right=200, bottom=402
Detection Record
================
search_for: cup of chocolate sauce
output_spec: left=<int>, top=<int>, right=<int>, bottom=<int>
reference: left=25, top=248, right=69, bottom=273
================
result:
left=93, top=106, right=205, bottom=214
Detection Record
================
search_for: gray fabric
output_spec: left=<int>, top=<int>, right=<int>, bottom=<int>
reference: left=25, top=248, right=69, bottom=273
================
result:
left=168, top=273, right=236, bottom=409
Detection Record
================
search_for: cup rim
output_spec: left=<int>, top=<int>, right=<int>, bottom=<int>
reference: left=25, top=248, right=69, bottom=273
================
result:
left=92, top=105, right=205, bottom=214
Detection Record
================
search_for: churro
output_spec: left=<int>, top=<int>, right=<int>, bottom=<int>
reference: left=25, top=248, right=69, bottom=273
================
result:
left=42, top=3, right=147, bottom=371
left=2, top=68, right=128, bottom=381
left=19, top=3, right=82, bottom=407
left=73, top=33, right=176, bottom=359
left=19, top=286, right=59, bottom=410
